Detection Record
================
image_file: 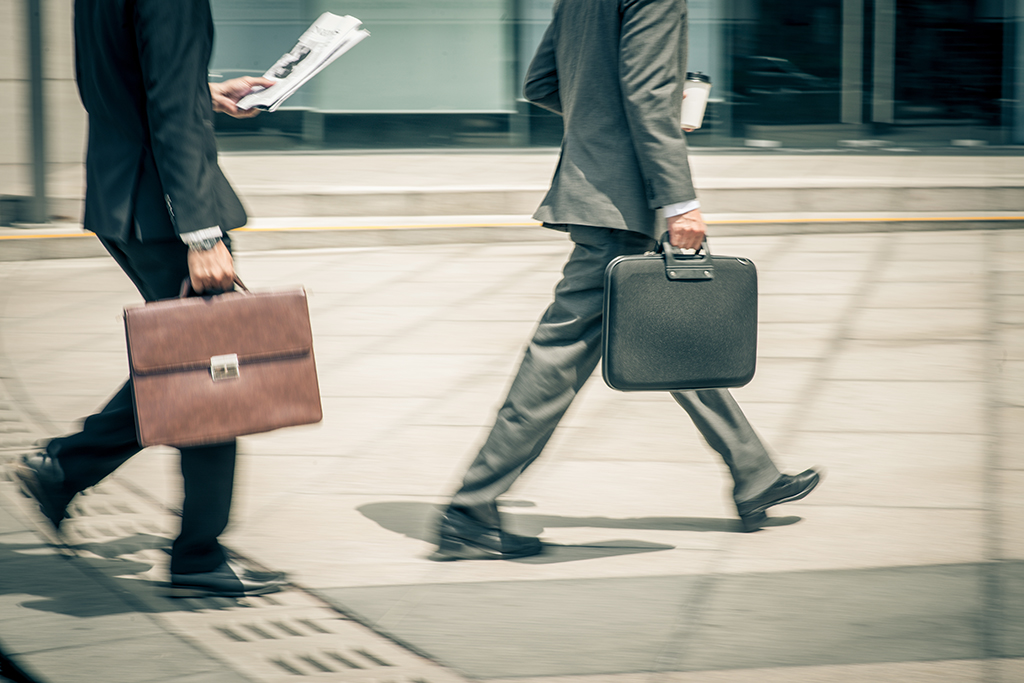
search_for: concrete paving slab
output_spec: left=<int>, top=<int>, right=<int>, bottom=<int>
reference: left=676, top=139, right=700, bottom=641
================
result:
left=512, top=461, right=738, bottom=536
left=996, top=269, right=1024, bottom=289
left=996, top=295, right=1024, bottom=324
left=261, top=427, right=477, bottom=497
left=0, top=493, right=249, bottom=683
left=675, top=564, right=986, bottom=671
left=997, top=360, right=1024, bottom=406
left=862, top=281, right=986, bottom=309
left=999, top=471, right=1024, bottom=561
left=888, top=232, right=992, bottom=261
left=825, top=339, right=986, bottom=381
left=801, top=379, right=985, bottom=433
left=730, top=357, right=820, bottom=404
left=489, top=661, right=989, bottom=683
left=782, top=232, right=888, bottom=253
left=310, top=304, right=448, bottom=337
left=407, top=383, right=521, bottom=428
left=441, top=293, right=554, bottom=322
left=879, top=259, right=990, bottom=282
left=550, top=392, right=718, bottom=463
left=318, top=352, right=505, bottom=399
left=847, top=306, right=987, bottom=341
left=758, top=270, right=863, bottom=295
left=754, top=322, right=836, bottom=359
left=15, top=634, right=232, bottom=683
left=718, top=507, right=987, bottom=574
left=785, top=432, right=986, bottom=509
left=321, top=575, right=702, bottom=679
left=232, top=397, right=432, bottom=457
left=757, top=294, right=853, bottom=324
left=998, top=659, right=1024, bottom=683
left=376, top=320, right=539, bottom=356
left=767, top=250, right=878, bottom=273
left=995, top=562, right=1024, bottom=657
left=997, top=407, right=1024, bottom=470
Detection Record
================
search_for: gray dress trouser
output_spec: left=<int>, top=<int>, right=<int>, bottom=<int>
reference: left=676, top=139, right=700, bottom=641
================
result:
left=450, top=225, right=781, bottom=525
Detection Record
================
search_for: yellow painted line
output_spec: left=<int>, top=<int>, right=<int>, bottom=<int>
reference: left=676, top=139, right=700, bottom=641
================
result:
left=234, top=221, right=542, bottom=232
left=2, top=215, right=1022, bottom=242
left=706, top=215, right=1024, bottom=225
left=0, top=232, right=94, bottom=240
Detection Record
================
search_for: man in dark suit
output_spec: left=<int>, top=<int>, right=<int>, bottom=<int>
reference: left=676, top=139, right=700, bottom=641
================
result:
left=433, top=0, right=821, bottom=560
left=13, top=0, right=282, bottom=597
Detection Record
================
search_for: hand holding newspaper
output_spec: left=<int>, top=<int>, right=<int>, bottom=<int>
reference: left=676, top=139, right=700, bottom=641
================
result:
left=237, top=13, right=369, bottom=112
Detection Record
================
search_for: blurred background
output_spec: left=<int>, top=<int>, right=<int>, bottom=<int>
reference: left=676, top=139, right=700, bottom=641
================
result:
left=1, top=0, right=1022, bottom=222
left=209, top=0, right=1023, bottom=151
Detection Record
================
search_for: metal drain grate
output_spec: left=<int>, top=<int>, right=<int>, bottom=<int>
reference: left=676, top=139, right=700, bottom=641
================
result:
left=2, top=476, right=468, bottom=683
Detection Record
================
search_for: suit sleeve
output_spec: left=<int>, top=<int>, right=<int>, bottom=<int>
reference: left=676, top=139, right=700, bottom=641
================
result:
left=134, top=0, right=220, bottom=237
left=619, top=0, right=696, bottom=208
left=524, top=19, right=562, bottom=115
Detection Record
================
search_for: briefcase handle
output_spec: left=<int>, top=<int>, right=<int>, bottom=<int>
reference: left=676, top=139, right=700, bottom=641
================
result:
left=660, top=236, right=714, bottom=281
left=178, top=275, right=250, bottom=299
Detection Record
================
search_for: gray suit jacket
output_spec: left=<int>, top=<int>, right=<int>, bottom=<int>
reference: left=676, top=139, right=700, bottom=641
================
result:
left=526, top=0, right=696, bottom=239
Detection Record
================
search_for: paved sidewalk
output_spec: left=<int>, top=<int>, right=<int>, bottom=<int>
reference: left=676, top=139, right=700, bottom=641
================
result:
left=1, top=227, right=1023, bottom=682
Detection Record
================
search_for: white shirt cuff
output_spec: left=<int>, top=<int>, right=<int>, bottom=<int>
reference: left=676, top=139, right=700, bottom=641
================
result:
left=660, top=199, right=701, bottom=218
left=180, top=226, right=223, bottom=244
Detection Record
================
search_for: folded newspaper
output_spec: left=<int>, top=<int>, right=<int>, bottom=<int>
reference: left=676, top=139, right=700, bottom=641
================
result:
left=237, top=13, right=369, bottom=112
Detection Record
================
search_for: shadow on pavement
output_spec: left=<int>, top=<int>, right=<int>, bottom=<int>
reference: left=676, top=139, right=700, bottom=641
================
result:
left=358, top=501, right=802, bottom=564
left=0, top=530, right=252, bottom=617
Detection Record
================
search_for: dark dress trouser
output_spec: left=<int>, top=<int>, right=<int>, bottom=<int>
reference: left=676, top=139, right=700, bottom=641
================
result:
left=450, top=225, right=782, bottom=525
left=44, top=233, right=235, bottom=575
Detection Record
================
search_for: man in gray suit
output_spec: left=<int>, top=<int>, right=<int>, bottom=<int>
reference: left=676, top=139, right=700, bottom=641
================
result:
left=433, top=0, right=821, bottom=561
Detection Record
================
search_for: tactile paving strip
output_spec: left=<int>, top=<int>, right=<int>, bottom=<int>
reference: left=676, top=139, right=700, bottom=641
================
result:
left=3, top=476, right=468, bottom=683
left=0, top=389, right=37, bottom=455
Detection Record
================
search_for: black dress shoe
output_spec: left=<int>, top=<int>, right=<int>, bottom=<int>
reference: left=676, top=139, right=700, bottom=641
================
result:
left=168, top=560, right=287, bottom=598
left=12, top=453, right=74, bottom=531
left=430, top=507, right=543, bottom=561
left=736, top=469, right=821, bottom=532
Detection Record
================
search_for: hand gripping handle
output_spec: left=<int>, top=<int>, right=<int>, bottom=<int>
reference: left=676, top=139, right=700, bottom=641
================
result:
left=660, top=236, right=714, bottom=281
left=178, top=275, right=250, bottom=299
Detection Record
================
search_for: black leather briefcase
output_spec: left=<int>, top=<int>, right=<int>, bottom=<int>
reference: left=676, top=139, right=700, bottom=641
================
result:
left=602, top=238, right=758, bottom=392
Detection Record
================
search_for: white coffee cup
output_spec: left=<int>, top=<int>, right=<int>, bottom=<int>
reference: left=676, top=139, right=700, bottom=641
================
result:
left=681, top=72, right=712, bottom=131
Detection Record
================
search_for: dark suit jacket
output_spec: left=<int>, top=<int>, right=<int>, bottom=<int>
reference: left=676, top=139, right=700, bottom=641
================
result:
left=74, top=0, right=246, bottom=243
left=525, top=0, right=697, bottom=239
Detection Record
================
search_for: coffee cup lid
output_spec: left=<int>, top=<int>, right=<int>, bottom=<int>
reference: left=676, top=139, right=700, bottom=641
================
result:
left=685, top=72, right=711, bottom=84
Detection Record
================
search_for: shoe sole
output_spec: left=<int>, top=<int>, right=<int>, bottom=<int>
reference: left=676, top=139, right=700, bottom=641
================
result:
left=164, top=582, right=285, bottom=599
left=428, top=537, right=543, bottom=562
left=742, top=475, right=822, bottom=518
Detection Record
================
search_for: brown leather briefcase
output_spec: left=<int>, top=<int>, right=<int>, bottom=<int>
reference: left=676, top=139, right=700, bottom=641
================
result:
left=124, top=280, right=322, bottom=448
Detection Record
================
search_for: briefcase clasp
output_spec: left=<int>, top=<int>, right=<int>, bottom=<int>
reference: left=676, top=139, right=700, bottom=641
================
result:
left=210, top=354, right=240, bottom=381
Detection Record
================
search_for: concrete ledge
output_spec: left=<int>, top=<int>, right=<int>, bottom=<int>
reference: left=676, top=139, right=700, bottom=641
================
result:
left=698, top=186, right=1024, bottom=213
left=18, top=183, right=1024, bottom=224
left=3, top=215, right=1023, bottom=261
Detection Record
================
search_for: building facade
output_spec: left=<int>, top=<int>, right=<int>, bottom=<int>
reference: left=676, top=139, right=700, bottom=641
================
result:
left=206, top=0, right=1024, bottom=149
left=2, top=0, right=1022, bottom=221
